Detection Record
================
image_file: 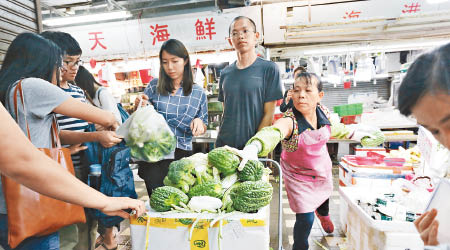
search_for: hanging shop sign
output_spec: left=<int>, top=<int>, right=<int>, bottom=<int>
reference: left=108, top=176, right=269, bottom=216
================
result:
left=264, top=0, right=450, bottom=45
left=292, top=0, right=450, bottom=25
left=48, top=6, right=260, bottom=60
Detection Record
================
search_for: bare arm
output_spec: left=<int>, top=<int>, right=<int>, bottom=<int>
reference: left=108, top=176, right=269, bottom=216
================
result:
left=0, top=104, right=145, bottom=217
left=59, top=130, right=122, bottom=148
left=53, top=98, right=118, bottom=130
left=257, top=100, right=277, bottom=131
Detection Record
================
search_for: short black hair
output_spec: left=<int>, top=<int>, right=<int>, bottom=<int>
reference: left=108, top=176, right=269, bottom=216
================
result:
left=229, top=16, right=257, bottom=37
left=398, top=42, right=450, bottom=116
left=293, top=66, right=306, bottom=77
left=295, top=72, right=323, bottom=92
left=40, top=31, right=82, bottom=56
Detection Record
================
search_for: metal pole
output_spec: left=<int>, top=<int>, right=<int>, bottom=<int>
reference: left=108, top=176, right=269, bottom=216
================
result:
left=259, top=158, right=283, bottom=250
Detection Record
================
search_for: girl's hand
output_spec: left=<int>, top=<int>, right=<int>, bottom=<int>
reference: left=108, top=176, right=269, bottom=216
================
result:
left=414, top=209, right=439, bottom=246
left=96, top=131, right=123, bottom=148
left=190, top=118, right=206, bottom=136
left=68, top=144, right=87, bottom=155
left=100, top=197, right=146, bottom=219
left=134, top=94, right=149, bottom=110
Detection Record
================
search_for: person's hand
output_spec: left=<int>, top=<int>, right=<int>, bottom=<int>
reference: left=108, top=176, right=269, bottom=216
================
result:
left=95, top=123, right=106, bottom=131
left=100, top=197, right=146, bottom=219
left=68, top=144, right=87, bottom=155
left=96, top=131, right=123, bottom=148
left=134, top=94, right=149, bottom=110
left=190, top=118, right=206, bottom=136
left=414, top=209, right=439, bottom=246
left=237, top=143, right=260, bottom=171
left=285, top=90, right=293, bottom=104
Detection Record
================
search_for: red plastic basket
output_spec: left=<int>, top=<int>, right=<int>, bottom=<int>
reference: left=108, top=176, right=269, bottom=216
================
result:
left=341, top=115, right=357, bottom=124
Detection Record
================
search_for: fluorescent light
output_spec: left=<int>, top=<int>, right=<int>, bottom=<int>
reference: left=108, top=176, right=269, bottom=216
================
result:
left=426, top=0, right=449, bottom=4
left=43, top=11, right=131, bottom=26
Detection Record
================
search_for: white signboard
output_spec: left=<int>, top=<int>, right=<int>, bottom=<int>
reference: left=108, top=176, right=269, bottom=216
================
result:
left=48, top=6, right=261, bottom=60
left=292, top=0, right=450, bottom=25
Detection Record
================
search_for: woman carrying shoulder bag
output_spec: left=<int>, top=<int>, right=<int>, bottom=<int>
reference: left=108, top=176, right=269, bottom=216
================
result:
left=0, top=33, right=120, bottom=250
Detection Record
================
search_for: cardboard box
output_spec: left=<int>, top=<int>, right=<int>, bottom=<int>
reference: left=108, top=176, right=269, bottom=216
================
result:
left=130, top=206, right=270, bottom=250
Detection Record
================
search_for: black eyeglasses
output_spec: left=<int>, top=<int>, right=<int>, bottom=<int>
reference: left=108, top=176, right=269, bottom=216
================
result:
left=63, top=59, right=84, bottom=67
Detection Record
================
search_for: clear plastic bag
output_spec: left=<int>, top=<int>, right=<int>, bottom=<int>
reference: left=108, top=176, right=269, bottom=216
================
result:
left=117, top=105, right=176, bottom=162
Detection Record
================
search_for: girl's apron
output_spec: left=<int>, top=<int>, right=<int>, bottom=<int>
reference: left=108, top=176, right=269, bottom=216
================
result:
left=281, top=125, right=333, bottom=213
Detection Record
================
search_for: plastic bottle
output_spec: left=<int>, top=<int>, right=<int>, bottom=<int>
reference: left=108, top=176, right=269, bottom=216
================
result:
left=88, top=164, right=101, bottom=191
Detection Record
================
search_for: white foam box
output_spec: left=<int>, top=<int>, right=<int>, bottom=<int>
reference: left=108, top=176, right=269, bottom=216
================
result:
left=339, top=187, right=423, bottom=250
left=130, top=206, right=270, bottom=250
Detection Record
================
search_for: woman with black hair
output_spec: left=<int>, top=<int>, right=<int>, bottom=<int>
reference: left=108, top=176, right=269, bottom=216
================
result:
left=134, top=39, right=208, bottom=197
left=398, top=42, right=450, bottom=249
left=0, top=32, right=124, bottom=250
left=75, top=66, right=122, bottom=125
left=74, top=65, right=122, bottom=250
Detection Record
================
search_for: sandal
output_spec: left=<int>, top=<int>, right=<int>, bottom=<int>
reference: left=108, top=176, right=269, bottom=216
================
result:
left=95, top=235, right=104, bottom=249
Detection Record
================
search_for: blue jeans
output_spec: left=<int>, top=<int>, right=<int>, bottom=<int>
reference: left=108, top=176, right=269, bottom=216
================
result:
left=0, top=214, right=59, bottom=250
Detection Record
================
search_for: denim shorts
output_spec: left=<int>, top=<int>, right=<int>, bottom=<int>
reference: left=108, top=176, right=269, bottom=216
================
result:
left=0, top=214, right=59, bottom=250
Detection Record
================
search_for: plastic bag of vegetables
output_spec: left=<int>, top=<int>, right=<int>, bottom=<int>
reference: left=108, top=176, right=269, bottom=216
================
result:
left=117, top=105, right=176, bottom=162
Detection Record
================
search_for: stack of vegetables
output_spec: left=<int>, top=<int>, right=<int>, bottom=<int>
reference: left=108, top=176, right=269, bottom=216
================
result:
left=149, top=147, right=273, bottom=214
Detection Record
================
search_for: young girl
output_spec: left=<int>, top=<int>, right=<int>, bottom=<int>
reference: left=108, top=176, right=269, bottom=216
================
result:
left=75, top=65, right=123, bottom=250
left=245, top=72, right=334, bottom=250
left=0, top=32, right=120, bottom=250
left=134, top=39, right=208, bottom=197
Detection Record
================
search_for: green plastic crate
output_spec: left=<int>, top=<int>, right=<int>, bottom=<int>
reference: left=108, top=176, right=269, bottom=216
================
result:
left=333, top=103, right=362, bottom=116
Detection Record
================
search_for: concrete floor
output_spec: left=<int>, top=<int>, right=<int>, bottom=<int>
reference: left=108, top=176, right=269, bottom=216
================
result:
left=115, top=165, right=347, bottom=250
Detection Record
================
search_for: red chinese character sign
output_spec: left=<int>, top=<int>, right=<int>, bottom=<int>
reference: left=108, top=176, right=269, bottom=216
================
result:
left=343, top=10, right=361, bottom=19
left=195, top=18, right=216, bottom=41
left=402, top=2, right=421, bottom=13
left=89, top=32, right=107, bottom=50
left=150, top=24, right=170, bottom=45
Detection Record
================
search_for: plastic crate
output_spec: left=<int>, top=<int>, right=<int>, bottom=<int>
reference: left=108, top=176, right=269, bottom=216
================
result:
left=341, top=115, right=357, bottom=124
left=334, top=103, right=363, bottom=116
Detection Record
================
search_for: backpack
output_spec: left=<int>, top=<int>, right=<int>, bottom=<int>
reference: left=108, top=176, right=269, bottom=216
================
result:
left=83, top=126, right=137, bottom=227
left=95, top=141, right=137, bottom=227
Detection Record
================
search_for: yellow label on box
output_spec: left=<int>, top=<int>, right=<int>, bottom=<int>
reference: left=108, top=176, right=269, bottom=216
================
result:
left=240, top=219, right=265, bottom=227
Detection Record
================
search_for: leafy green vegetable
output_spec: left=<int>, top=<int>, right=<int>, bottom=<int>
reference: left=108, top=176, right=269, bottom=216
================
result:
left=188, top=181, right=223, bottom=198
left=331, top=123, right=350, bottom=139
left=150, top=186, right=189, bottom=212
left=166, top=159, right=196, bottom=193
left=221, top=182, right=240, bottom=212
left=361, top=130, right=385, bottom=147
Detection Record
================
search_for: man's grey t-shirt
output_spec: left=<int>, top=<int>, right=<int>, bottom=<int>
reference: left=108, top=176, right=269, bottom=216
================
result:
left=0, top=78, right=70, bottom=214
left=216, top=57, right=283, bottom=149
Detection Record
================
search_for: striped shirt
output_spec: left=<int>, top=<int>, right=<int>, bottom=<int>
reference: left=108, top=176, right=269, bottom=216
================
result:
left=55, top=83, right=89, bottom=168
left=144, top=79, right=208, bottom=151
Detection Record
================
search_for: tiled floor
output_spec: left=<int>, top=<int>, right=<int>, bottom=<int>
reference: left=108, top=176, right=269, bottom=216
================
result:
left=116, top=165, right=347, bottom=250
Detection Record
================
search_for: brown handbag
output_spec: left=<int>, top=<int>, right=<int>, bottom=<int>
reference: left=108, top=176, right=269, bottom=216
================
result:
left=1, top=80, right=86, bottom=248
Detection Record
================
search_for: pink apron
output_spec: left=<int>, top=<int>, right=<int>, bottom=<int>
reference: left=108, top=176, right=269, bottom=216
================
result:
left=281, top=125, right=333, bottom=213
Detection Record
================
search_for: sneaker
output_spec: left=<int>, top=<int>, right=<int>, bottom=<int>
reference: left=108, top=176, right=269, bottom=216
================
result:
left=315, top=210, right=334, bottom=233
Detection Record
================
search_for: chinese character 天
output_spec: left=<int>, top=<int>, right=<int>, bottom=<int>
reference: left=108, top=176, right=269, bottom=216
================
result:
left=89, top=32, right=107, bottom=50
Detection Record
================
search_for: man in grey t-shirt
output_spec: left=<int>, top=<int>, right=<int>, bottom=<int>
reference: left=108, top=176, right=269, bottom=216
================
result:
left=216, top=16, right=283, bottom=149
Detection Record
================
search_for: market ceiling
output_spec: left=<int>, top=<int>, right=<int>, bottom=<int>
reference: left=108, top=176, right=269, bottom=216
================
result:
left=39, top=0, right=362, bottom=27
